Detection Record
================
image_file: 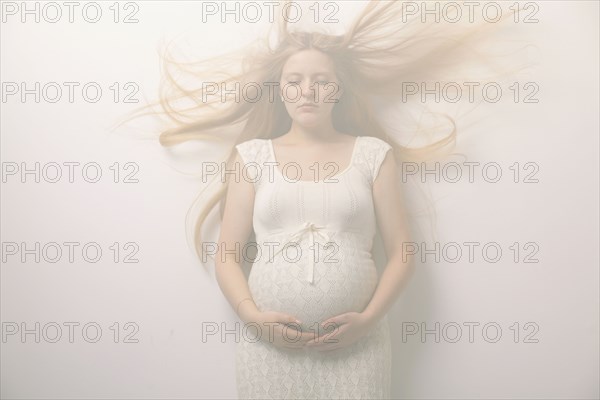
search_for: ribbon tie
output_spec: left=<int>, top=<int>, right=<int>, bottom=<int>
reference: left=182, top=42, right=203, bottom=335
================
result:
left=269, top=222, right=332, bottom=284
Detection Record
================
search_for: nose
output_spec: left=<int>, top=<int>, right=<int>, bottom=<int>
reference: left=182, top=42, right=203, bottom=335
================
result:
left=300, top=81, right=317, bottom=102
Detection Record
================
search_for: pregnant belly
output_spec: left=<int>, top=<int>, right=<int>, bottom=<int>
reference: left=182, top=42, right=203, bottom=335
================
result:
left=247, top=246, right=379, bottom=334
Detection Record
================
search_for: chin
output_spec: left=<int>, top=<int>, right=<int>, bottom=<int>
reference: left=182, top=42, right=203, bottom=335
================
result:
left=294, top=113, right=324, bottom=123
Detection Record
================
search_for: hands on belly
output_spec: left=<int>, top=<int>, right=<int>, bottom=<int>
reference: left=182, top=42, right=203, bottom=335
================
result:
left=246, top=309, right=376, bottom=352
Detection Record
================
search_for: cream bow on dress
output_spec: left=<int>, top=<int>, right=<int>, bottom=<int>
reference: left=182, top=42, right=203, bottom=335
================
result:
left=268, top=221, right=334, bottom=284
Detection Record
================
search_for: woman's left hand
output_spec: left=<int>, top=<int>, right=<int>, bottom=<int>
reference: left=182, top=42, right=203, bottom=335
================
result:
left=305, top=312, right=376, bottom=352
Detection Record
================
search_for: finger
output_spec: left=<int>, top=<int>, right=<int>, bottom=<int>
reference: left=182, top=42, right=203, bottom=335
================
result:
left=307, top=341, right=339, bottom=351
left=305, top=331, right=327, bottom=345
left=276, top=323, right=310, bottom=338
left=273, top=311, right=296, bottom=321
left=323, top=312, right=348, bottom=326
left=274, top=312, right=301, bottom=325
left=274, top=327, right=312, bottom=345
left=307, top=330, right=339, bottom=346
left=297, top=333, right=318, bottom=344
left=279, top=324, right=319, bottom=339
left=322, top=319, right=344, bottom=332
left=279, top=335, right=310, bottom=348
left=322, top=329, right=344, bottom=344
left=321, top=319, right=335, bottom=329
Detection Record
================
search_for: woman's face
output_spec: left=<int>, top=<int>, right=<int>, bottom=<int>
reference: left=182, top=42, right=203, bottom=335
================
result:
left=279, top=49, right=343, bottom=127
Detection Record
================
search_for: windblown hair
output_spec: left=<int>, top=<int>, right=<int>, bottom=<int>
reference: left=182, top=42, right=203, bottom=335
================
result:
left=118, top=0, right=533, bottom=264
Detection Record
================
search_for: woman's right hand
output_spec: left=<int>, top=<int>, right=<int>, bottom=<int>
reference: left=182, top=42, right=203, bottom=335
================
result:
left=246, top=310, right=316, bottom=350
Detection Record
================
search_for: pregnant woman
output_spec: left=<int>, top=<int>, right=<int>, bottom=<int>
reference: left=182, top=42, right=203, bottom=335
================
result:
left=126, top=1, right=524, bottom=398
left=219, top=44, right=411, bottom=399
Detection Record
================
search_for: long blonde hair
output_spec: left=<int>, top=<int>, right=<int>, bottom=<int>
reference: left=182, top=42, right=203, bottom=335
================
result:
left=117, top=0, right=534, bottom=263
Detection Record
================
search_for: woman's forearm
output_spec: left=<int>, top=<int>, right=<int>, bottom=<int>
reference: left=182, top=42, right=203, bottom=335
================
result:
left=215, top=257, right=259, bottom=323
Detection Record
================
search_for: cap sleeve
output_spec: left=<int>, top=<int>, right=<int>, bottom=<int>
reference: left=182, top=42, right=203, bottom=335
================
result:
left=370, top=138, right=393, bottom=184
left=233, top=139, right=269, bottom=189
left=235, top=139, right=257, bottom=166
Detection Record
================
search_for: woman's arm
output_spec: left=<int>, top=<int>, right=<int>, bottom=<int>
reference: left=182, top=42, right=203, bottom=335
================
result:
left=214, top=150, right=259, bottom=324
left=215, top=150, right=315, bottom=349
left=362, top=150, right=415, bottom=325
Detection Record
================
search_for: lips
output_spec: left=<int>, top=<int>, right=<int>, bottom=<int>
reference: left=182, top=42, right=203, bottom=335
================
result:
left=298, top=104, right=318, bottom=111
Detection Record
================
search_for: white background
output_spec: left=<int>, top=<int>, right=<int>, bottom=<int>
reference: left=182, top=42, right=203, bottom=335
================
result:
left=1, top=1, right=598, bottom=399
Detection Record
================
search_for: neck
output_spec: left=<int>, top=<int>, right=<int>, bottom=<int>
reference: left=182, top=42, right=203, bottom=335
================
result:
left=286, top=120, right=340, bottom=143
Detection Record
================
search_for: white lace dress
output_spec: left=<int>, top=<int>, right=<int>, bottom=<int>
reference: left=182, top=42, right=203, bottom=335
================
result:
left=233, top=135, right=393, bottom=399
